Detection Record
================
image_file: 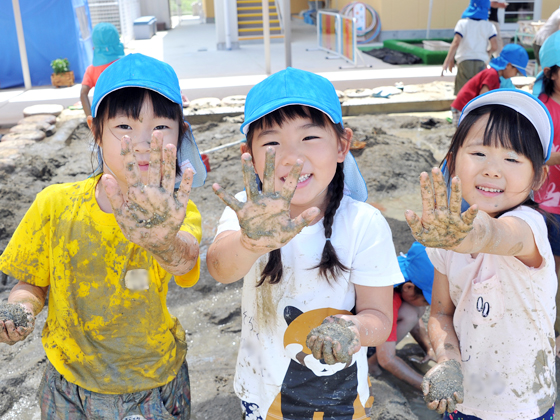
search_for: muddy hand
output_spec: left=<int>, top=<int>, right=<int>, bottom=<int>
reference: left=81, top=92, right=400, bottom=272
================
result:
left=422, top=359, right=464, bottom=414
left=405, top=168, right=478, bottom=249
left=212, top=148, right=320, bottom=254
left=103, top=132, right=193, bottom=253
left=306, top=316, right=360, bottom=365
left=0, top=305, right=35, bottom=346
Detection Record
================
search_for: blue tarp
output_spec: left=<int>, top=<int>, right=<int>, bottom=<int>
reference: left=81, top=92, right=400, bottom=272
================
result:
left=0, top=0, right=94, bottom=88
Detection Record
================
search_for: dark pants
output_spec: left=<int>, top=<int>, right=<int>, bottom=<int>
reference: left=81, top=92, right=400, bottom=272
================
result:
left=443, top=405, right=554, bottom=420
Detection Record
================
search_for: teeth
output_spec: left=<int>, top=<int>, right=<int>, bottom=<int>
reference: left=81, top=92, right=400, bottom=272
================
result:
left=477, top=186, right=503, bottom=193
left=298, top=174, right=311, bottom=183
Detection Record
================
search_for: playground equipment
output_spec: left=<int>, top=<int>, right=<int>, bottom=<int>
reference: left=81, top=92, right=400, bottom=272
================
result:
left=340, top=2, right=381, bottom=44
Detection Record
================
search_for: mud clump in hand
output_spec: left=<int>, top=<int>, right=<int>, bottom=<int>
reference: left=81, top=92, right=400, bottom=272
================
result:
left=0, top=303, right=32, bottom=328
left=424, top=359, right=464, bottom=403
left=307, top=318, right=357, bottom=364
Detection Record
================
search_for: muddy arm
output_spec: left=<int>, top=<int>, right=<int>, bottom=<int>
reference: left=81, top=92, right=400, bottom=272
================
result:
left=206, top=230, right=267, bottom=283
left=410, top=317, right=436, bottom=361
left=377, top=341, right=424, bottom=390
left=149, top=230, right=199, bottom=276
left=352, top=284, right=393, bottom=347
left=9, top=281, right=48, bottom=316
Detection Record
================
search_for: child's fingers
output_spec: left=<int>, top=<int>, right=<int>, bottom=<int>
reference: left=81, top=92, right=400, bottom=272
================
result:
left=323, top=340, right=336, bottom=365
left=419, top=172, right=436, bottom=222
left=453, top=391, right=464, bottom=404
left=432, top=168, right=448, bottom=210
left=446, top=397, right=457, bottom=413
left=405, top=210, right=424, bottom=240
left=162, top=144, right=177, bottom=193
left=311, top=335, right=325, bottom=361
left=148, top=131, right=163, bottom=187
left=460, top=205, right=478, bottom=227
left=102, top=174, right=126, bottom=213
left=436, top=399, right=448, bottom=415
left=241, top=154, right=259, bottom=200
left=280, top=160, right=304, bottom=202
left=426, top=400, right=439, bottom=411
left=449, top=177, right=463, bottom=215
left=175, top=168, right=193, bottom=208
left=212, top=183, right=243, bottom=212
left=261, top=147, right=276, bottom=195
left=121, top=136, right=142, bottom=188
left=421, top=379, right=430, bottom=397
left=292, top=207, right=320, bottom=233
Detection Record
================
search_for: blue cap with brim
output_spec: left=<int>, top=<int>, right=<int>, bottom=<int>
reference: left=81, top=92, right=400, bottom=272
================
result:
left=461, top=0, right=490, bottom=20
left=397, top=242, right=433, bottom=305
left=92, top=53, right=206, bottom=188
left=241, top=67, right=368, bottom=202
left=489, top=44, right=529, bottom=76
left=92, top=23, right=125, bottom=67
left=460, top=89, right=553, bottom=161
left=533, top=30, right=560, bottom=97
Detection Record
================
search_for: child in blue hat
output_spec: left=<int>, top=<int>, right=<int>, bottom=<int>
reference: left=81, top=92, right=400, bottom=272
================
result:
left=443, top=0, right=498, bottom=95
left=367, top=242, right=435, bottom=391
left=0, top=53, right=205, bottom=419
left=450, top=44, right=529, bottom=126
left=207, top=67, right=404, bottom=419
left=406, top=89, right=556, bottom=419
left=80, top=22, right=124, bottom=117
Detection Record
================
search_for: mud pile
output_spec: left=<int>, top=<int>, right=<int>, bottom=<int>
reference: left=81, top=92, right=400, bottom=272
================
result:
left=1, top=110, right=454, bottom=419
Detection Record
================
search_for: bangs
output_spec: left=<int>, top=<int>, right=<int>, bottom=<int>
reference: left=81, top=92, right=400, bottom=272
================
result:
left=249, top=105, right=332, bottom=132
left=97, top=87, right=182, bottom=121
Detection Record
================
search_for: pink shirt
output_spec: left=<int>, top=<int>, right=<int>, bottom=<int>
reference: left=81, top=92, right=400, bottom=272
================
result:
left=534, top=94, right=560, bottom=214
left=427, top=206, right=556, bottom=420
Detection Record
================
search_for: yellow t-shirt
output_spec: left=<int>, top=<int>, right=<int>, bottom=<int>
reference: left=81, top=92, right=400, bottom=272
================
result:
left=0, top=175, right=202, bottom=394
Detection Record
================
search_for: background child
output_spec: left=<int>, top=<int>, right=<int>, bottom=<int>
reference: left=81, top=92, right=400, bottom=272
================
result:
left=406, top=89, right=556, bottom=419
left=533, top=6, right=560, bottom=67
left=80, top=22, right=124, bottom=117
left=532, top=30, right=560, bottom=354
left=0, top=53, right=206, bottom=419
left=368, top=242, right=435, bottom=391
left=450, top=43, right=528, bottom=126
left=207, top=67, right=404, bottom=420
left=442, top=0, right=498, bottom=95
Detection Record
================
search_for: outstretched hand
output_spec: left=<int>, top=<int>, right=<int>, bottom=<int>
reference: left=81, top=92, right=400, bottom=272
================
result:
left=422, top=359, right=464, bottom=414
left=306, top=316, right=361, bottom=365
left=405, top=168, right=478, bottom=250
left=102, top=131, right=193, bottom=254
left=212, top=148, right=320, bottom=254
left=0, top=303, right=35, bottom=346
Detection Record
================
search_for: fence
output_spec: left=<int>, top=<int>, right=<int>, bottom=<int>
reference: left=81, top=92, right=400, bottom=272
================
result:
left=317, top=11, right=357, bottom=65
left=88, top=0, right=141, bottom=45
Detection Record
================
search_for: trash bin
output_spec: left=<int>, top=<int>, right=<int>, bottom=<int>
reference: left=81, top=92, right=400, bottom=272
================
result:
left=133, top=16, right=157, bottom=40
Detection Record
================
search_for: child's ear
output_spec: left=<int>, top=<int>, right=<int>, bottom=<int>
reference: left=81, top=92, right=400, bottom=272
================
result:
left=544, top=67, right=552, bottom=79
left=337, top=127, right=352, bottom=162
left=86, top=116, right=101, bottom=146
left=534, top=165, right=549, bottom=191
left=240, top=143, right=250, bottom=155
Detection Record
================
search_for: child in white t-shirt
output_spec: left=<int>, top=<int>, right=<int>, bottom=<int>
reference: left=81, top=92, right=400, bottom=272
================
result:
left=443, top=0, right=498, bottom=95
left=207, top=68, right=404, bottom=420
left=405, top=89, right=556, bottom=420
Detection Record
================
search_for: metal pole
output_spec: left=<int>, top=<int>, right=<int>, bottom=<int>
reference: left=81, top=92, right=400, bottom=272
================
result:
left=12, top=0, right=31, bottom=89
left=426, top=0, right=433, bottom=39
left=224, top=0, right=232, bottom=49
left=283, top=0, right=291, bottom=68
left=262, top=0, right=271, bottom=74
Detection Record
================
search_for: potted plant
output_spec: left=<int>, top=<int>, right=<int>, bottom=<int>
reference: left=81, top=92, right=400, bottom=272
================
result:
left=50, top=58, right=74, bottom=88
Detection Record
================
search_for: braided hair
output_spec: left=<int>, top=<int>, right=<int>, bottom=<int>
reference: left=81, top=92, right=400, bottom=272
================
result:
left=247, top=105, right=349, bottom=286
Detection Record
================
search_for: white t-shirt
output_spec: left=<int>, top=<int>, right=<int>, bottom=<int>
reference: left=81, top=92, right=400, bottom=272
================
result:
left=455, top=18, right=497, bottom=63
left=535, top=8, right=560, bottom=46
left=427, top=206, right=557, bottom=420
left=216, top=192, right=404, bottom=420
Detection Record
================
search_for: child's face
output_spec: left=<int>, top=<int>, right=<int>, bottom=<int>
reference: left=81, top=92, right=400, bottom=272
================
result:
left=454, top=114, right=534, bottom=217
left=503, top=63, right=519, bottom=79
left=400, top=283, right=428, bottom=307
left=96, top=96, right=180, bottom=189
left=545, top=67, right=560, bottom=93
left=250, top=115, right=351, bottom=214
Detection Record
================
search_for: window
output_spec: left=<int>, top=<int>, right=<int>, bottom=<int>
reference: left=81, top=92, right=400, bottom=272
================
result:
left=497, top=0, right=542, bottom=30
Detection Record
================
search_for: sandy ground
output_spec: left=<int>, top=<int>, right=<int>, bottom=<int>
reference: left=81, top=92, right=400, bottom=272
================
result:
left=0, top=100, right=556, bottom=419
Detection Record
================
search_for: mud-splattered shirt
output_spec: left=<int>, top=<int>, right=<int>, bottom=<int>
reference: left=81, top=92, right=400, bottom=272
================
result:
left=216, top=192, right=404, bottom=420
left=427, top=206, right=557, bottom=420
left=0, top=175, right=202, bottom=394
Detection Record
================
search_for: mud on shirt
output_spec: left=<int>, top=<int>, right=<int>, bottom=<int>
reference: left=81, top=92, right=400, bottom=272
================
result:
left=216, top=193, right=404, bottom=420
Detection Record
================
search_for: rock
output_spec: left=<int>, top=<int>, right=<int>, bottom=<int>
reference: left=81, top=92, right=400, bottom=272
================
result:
left=189, top=98, right=222, bottom=110
left=23, top=104, right=63, bottom=118
left=221, top=95, right=246, bottom=107
left=0, top=159, right=16, bottom=174
left=18, top=115, right=57, bottom=125
left=344, top=88, right=373, bottom=98
left=1, top=131, right=46, bottom=142
left=10, top=122, right=56, bottom=136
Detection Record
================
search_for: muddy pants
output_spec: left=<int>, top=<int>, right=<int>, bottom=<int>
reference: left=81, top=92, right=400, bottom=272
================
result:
left=443, top=405, right=554, bottom=420
left=454, top=60, right=486, bottom=95
left=37, top=360, right=191, bottom=420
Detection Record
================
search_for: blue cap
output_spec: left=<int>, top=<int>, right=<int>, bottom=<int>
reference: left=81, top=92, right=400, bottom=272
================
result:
left=397, top=242, right=433, bottom=305
left=533, top=31, right=560, bottom=97
left=92, top=23, right=124, bottom=67
left=92, top=53, right=206, bottom=188
left=241, top=67, right=368, bottom=202
left=489, top=44, right=529, bottom=76
left=460, top=89, right=553, bottom=161
left=461, top=0, right=490, bottom=20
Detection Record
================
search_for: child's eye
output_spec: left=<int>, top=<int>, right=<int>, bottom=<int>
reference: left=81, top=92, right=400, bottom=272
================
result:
left=472, top=152, right=485, bottom=157
left=303, top=136, right=319, bottom=141
left=154, top=125, right=169, bottom=130
left=116, top=124, right=131, bottom=130
left=262, top=141, right=279, bottom=146
left=506, top=158, right=519, bottom=163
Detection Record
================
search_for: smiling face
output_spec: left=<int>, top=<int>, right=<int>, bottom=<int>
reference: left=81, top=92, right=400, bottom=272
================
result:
left=248, top=107, right=351, bottom=217
left=453, top=114, right=536, bottom=217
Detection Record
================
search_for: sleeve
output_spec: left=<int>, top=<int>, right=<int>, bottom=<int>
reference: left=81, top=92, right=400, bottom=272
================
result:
left=214, top=191, right=246, bottom=237
left=169, top=200, right=203, bottom=287
left=426, top=247, right=447, bottom=275
left=81, top=65, right=95, bottom=87
left=0, top=197, right=51, bottom=287
left=500, top=207, right=552, bottom=270
left=488, top=22, right=498, bottom=39
left=386, top=293, right=402, bottom=342
left=350, top=208, right=406, bottom=287
left=454, top=19, right=465, bottom=37
left=480, top=70, right=501, bottom=90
